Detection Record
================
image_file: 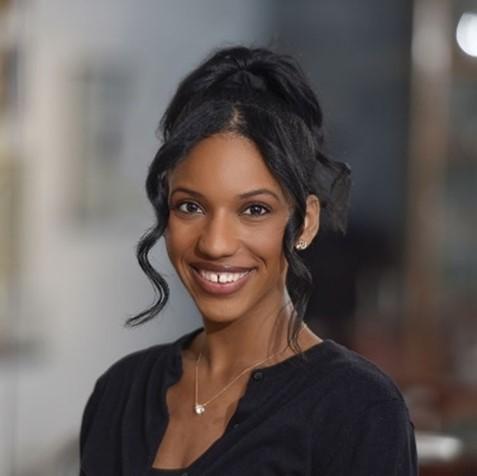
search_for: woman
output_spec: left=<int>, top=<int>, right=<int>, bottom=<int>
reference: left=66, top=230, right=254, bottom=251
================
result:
left=79, top=46, right=417, bottom=475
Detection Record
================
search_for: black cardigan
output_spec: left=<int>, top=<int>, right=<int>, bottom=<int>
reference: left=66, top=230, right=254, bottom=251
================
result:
left=79, top=326, right=418, bottom=475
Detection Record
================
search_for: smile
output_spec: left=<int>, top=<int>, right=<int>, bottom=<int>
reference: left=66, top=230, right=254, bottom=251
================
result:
left=199, top=269, right=250, bottom=283
left=190, top=267, right=255, bottom=295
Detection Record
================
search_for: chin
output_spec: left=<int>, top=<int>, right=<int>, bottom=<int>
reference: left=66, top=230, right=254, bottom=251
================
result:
left=193, top=299, right=251, bottom=325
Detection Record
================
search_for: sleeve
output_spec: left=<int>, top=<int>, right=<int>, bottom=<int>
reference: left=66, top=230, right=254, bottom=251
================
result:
left=321, top=398, right=418, bottom=476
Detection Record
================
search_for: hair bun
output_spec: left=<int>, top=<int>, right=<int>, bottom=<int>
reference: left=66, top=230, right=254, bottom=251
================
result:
left=224, top=68, right=267, bottom=92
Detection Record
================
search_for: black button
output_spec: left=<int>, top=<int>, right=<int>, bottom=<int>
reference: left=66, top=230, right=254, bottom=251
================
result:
left=181, top=472, right=188, bottom=476
left=252, top=371, right=264, bottom=381
left=233, top=423, right=240, bottom=429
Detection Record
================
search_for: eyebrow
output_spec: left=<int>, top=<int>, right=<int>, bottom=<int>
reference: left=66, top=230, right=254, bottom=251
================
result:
left=170, top=187, right=281, bottom=202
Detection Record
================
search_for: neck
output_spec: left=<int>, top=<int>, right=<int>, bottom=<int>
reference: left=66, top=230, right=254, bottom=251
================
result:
left=194, top=300, right=299, bottom=379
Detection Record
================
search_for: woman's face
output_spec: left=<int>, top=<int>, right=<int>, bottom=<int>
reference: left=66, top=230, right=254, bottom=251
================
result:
left=164, top=133, right=294, bottom=327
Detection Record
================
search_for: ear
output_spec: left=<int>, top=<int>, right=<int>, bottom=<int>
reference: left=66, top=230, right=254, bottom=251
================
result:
left=297, top=194, right=320, bottom=247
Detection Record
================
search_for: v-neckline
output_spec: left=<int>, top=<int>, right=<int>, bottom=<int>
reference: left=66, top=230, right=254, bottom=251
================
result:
left=148, top=327, right=239, bottom=474
left=147, top=326, right=331, bottom=475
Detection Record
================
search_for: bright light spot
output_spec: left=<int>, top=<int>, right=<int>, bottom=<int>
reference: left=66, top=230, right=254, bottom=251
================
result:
left=456, top=12, right=477, bottom=57
left=416, top=432, right=464, bottom=462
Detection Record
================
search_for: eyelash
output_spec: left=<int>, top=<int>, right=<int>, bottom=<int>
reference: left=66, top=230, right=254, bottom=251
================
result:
left=172, top=201, right=271, bottom=217
left=244, top=204, right=271, bottom=217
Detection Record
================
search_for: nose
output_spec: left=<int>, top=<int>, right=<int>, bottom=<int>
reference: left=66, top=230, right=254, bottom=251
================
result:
left=196, top=211, right=240, bottom=258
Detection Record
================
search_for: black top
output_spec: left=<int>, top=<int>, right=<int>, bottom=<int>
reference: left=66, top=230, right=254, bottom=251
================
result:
left=79, top=326, right=418, bottom=476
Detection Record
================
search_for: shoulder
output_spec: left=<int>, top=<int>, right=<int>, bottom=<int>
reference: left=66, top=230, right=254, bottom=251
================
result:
left=98, top=341, right=171, bottom=384
left=307, top=340, right=409, bottom=417
left=81, top=341, right=172, bottom=415
left=84, top=326, right=201, bottom=397
left=307, top=341, right=417, bottom=474
left=80, top=338, right=177, bottom=453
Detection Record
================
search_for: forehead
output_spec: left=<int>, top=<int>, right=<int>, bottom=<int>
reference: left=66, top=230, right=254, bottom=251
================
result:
left=167, top=133, right=289, bottom=202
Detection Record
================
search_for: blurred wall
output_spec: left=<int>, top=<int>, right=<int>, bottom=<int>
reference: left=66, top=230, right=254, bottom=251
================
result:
left=0, top=1, right=274, bottom=474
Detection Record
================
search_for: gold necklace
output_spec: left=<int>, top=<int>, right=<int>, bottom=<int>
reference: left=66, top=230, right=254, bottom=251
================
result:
left=193, top=324, right=307, bottom=415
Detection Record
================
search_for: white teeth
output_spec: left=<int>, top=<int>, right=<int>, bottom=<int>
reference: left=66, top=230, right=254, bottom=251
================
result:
left=198, top=269, right=249, bottom=284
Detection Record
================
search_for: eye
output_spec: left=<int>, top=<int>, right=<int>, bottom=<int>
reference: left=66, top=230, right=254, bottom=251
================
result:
left=243, top=204, right=271, bottom=217
left=174, top=201, right=204, bottom=215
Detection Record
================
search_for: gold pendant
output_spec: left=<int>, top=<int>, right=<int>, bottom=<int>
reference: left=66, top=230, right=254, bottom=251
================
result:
left=194, top=404, right=205, bottom=415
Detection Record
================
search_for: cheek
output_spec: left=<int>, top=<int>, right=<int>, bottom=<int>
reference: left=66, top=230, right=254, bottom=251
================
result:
left=164, top=221, right=192, bottom=262
left=252, top=233, right=282, bottom=253
left=251, top=225, right=287, bottom=270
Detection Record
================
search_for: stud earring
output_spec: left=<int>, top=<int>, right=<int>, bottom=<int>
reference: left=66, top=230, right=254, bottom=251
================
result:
left=295, top=239, right=308, bottom=250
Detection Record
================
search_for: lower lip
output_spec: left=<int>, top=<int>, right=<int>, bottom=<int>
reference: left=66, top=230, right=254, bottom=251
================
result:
left=190, top=267, right=255, bottom=296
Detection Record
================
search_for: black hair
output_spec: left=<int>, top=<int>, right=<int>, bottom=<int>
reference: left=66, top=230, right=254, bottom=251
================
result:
left=126, top=45, right=352, bottom=357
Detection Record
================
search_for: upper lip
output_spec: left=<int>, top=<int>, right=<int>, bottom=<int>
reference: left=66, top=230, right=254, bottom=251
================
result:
left=191, top=262, right=255, bottom=273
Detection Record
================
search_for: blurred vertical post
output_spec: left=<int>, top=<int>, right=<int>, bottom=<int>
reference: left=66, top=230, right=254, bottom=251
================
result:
left=0, top=1, right=18, bottom=474
left=0, top=0, right=18, bottom=346
left=404, top=0, right=452, bottom=382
